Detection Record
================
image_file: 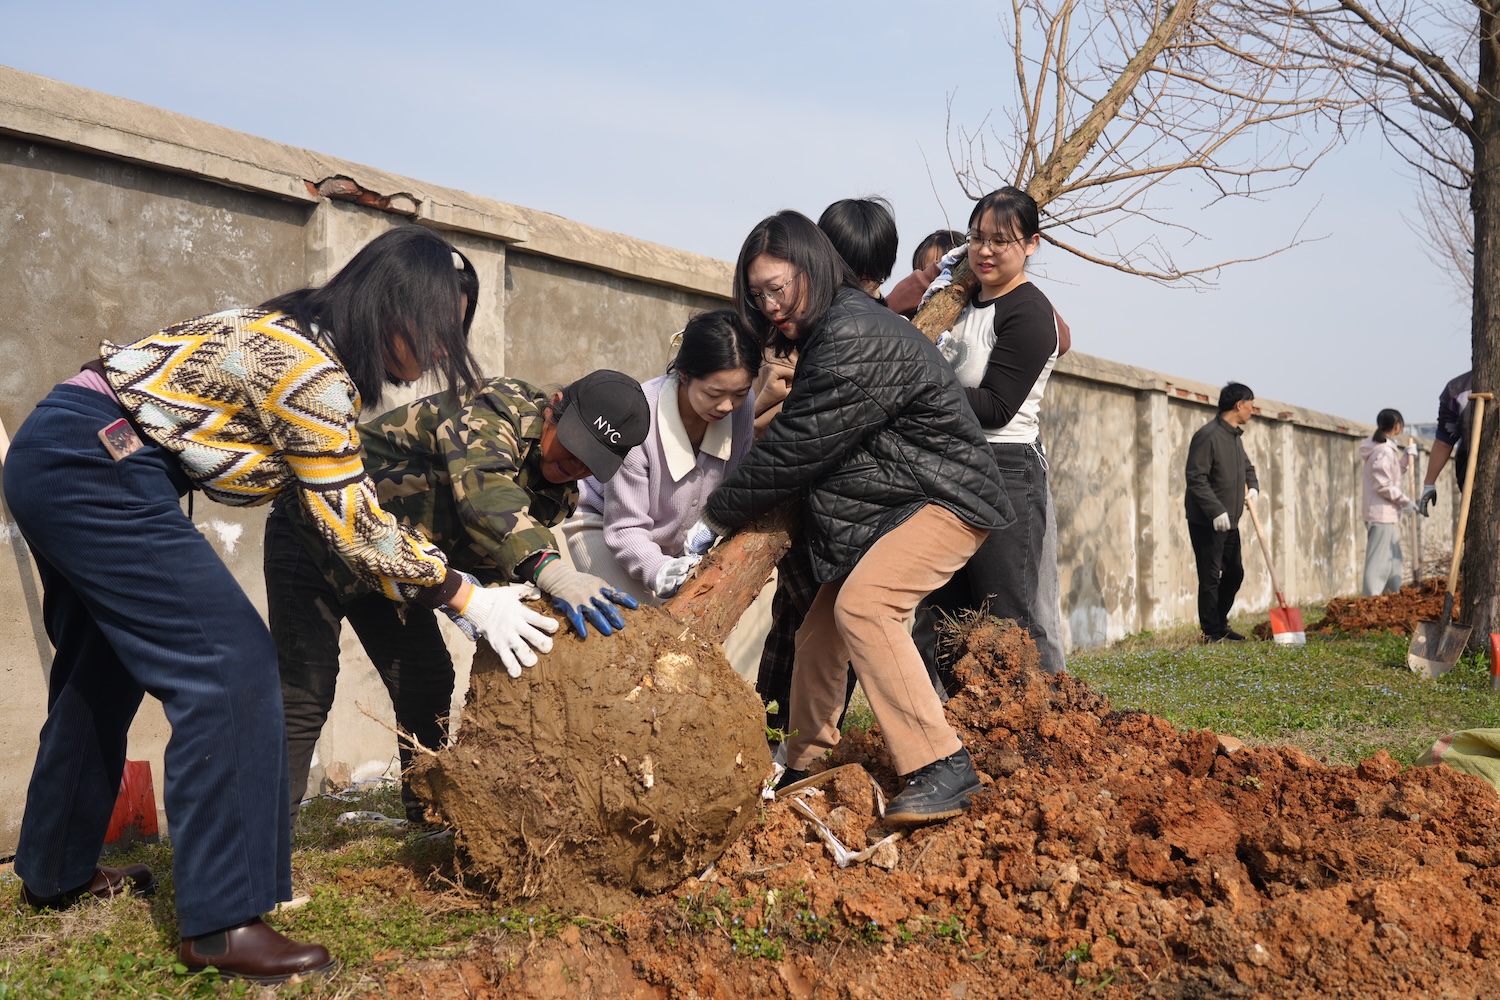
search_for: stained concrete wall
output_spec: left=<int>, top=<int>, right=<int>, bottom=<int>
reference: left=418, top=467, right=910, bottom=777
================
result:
left=0, top=64, right=1452, bottom=856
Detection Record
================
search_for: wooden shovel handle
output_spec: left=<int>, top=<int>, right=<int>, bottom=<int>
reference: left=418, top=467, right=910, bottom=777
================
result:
left=1243, top=496, right=1286, bottom=606
left=1447, top=392, right=1491, bottom=598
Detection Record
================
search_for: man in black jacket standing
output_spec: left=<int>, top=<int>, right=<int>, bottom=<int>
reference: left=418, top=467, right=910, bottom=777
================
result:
left=1185, top=383, right=1260, bottom=642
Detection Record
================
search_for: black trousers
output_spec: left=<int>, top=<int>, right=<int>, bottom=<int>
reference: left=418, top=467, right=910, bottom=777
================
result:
left=1188, top=521, right=1244, bottom=638
left=917, top=442, right=1045, bottom=687
left=264, top=501, right=455, bottom=823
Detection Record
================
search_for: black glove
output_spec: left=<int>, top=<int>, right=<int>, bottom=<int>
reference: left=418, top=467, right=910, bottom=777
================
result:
left=1418, top=484, right=1437, bottom=517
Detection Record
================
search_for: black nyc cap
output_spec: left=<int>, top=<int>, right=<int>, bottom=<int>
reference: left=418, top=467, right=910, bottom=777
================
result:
left=555, top=370, right=650, bottom=482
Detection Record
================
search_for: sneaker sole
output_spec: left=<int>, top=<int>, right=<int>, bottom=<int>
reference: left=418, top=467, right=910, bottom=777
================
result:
left=882, top=783, right=980, bottom=826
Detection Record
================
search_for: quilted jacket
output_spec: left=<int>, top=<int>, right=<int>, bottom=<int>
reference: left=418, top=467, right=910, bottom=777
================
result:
left=704, top=287, right=1011, bottom=583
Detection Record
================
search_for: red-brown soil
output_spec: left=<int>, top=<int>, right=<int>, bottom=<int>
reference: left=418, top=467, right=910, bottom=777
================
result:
left=1255, top=578, right=1455, bottom=638
left=388, top=618, right=1500, bottom=999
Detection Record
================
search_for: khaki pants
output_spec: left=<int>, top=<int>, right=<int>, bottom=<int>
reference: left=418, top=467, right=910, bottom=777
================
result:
left=788, top=504, right=987, bottom=775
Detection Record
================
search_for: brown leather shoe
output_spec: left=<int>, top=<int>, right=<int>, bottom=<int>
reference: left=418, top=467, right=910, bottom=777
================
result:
left=21, top=864, right=156, bottom=909
left=179, top=917, right=337, bottom=984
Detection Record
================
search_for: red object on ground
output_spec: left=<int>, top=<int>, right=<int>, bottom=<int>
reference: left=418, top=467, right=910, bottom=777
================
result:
left=1490, top=634, right=1500, bottom=691
left=104, top=759, right=159, bottom=846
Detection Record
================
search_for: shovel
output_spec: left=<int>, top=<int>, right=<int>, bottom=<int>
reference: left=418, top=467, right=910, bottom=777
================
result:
left=1409, top=391, right=1491, bottom=678
left=1245, top=496, right=1305, bottom=644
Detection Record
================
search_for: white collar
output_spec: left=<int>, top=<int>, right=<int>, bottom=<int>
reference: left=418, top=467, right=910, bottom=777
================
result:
left=661, top=373, right=733, bottom=482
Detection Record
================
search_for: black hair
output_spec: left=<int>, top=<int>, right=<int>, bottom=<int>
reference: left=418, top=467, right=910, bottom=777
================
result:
left=1218, top=382, right=1255, bottom=412
left=548, top=385, right=572, bottom=421
left=1373, top=407, right=1404, bottom=442
left=261, top=225, right=481, bottom=409
left=733, top=211, right=861, bottom=358
left=668, top=309, right=762, bottom=382
left=817, top=197, right=898, bottom=286
left=912, top=229, right=966, bottom=271
left=968, top=186, right=1042, bottom=242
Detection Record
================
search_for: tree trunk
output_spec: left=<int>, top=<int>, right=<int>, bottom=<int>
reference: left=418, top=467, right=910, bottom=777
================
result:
left=912, top=257, right=978, bottom=342
left=1460, top=2, right=1500, bottom=644
left=663, top=507, right=792, bottom=646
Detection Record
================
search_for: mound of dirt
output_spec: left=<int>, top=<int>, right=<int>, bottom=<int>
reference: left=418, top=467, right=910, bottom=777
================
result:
left=442, top=617, right=1500, bottom=999
left=1305, top=578, right=1454, bottom=636
left=408, top=604, right=771, bottom=915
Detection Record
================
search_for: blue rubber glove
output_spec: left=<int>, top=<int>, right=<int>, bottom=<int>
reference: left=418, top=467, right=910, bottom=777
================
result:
left=535, top=560, right=638, bottom=637
left=684, top=519, right=720, bottom=557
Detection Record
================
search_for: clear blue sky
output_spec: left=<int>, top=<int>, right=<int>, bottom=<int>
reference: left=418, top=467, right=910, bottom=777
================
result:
left=0, top=0, right=1471, bottom=427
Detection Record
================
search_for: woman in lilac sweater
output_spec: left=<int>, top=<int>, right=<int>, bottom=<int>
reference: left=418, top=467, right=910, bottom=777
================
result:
left=564, top=310, right=759, bottom=602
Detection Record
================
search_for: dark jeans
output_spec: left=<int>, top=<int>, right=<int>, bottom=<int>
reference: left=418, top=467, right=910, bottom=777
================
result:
left=918, top=442, right=1048, bottom=681
left=6, top=385, right=290, bottom=938
left=1188, top=521, right=1245, bottom=637
left=264, top=501, right=455, bottom=823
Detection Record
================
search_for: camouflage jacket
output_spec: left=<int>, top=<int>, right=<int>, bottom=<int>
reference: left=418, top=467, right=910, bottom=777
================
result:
left=305, top=377, right=578, bottom=598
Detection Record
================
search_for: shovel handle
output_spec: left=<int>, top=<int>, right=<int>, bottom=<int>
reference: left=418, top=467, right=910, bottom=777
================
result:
left=1447, top=392, right=1490, bottom=601
left=1244, top=496, right=1290, bottom=607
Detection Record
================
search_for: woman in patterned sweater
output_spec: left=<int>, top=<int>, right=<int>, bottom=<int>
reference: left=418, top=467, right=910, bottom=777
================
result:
left=3, top=226, right=524, bottom=983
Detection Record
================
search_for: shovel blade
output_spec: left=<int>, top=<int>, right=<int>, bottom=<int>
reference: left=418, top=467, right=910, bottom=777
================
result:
left=1269, top=606, right=1305, bottom=645
left=1408, top=618, right=1473, bottom=679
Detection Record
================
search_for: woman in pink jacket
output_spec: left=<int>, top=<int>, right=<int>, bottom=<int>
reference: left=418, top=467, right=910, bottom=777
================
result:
left=1359, top=408, right=1414, bottom=596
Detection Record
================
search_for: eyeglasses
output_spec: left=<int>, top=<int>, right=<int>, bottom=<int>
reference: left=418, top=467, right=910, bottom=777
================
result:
left=748, top=272, right=800, bottom=310
left=966, top=232, right=1025, bottom=252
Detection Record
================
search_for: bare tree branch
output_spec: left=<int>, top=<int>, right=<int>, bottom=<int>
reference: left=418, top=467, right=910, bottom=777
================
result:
left=949, top=0, right=1361, bottom=284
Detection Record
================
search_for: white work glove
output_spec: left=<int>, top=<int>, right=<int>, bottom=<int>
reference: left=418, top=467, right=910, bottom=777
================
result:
left=443, top=578, right=557, bottom=678
left=652, top=555, right=702, bottom=599
left=1245, top=487, right=1259, bottom=503
left=919, top=244, right=969, bottom=307
left=1406, top=442, right=1419, bottom=458
left=1212, top=512, right=1232, bottom=532
left=1418, top=484, right=1437, bottom=517
left=535, top=560, right=638, bottom=638
left=684, top=519, right=721, bottom=557
left=1403, top=500, right=1419, bottom=515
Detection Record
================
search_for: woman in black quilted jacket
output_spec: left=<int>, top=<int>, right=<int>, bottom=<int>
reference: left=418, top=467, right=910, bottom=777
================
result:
left=691, top=210, right=1011, bottom=825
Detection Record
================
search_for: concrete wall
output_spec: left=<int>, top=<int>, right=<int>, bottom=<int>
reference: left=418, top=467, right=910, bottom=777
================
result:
left=0, top=65, right=1452, bottom=856
left=1046, top=355, right=1454, bottom=648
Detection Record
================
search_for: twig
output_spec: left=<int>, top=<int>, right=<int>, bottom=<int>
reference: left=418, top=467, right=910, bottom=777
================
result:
left=354, top=701, right=440, bottom=757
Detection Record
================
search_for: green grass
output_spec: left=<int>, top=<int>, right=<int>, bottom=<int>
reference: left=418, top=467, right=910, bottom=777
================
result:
left=0, top=782, right=575, bottom=998
left=1065, top=612, right=1500, bottom=765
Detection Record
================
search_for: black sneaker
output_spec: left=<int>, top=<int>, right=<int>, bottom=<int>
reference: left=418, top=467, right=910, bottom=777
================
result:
left=773, top=768, right=809, bottom=792
left=1223, top=629, right=1248, bottom=641
left=884, top=748, right=981, bottom=825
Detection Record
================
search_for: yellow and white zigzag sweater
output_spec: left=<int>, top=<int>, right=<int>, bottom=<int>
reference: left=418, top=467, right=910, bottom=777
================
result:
left=101, top=307, right=448, bottom=602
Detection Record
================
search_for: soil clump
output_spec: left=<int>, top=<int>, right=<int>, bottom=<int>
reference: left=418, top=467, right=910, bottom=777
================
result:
left=407, top=604, right=771, bottom=915
left=1252, top=578, right=1452, bottom=638
left=399, top=616, right=1500, bottom=998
